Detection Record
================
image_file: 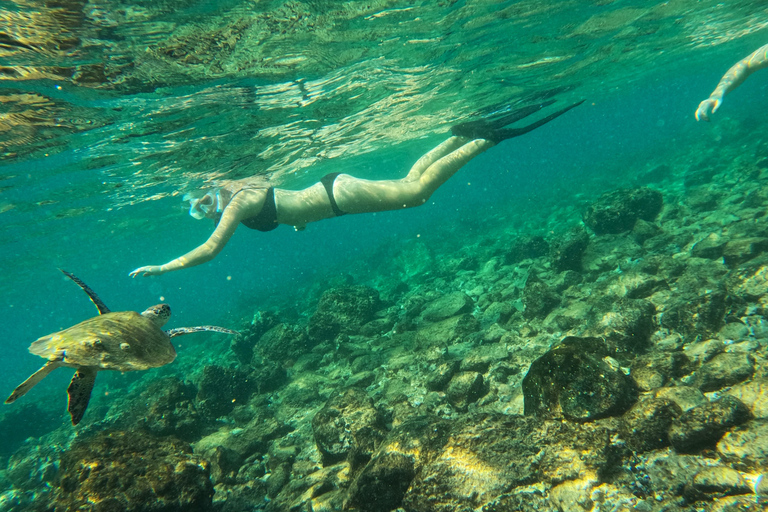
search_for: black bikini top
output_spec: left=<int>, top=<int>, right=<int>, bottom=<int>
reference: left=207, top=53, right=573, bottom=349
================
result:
left=240, top=187, right=278, bottom=232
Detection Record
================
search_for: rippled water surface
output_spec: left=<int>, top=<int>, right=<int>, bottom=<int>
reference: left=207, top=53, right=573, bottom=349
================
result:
left=1, top=0, right=767, bottom=394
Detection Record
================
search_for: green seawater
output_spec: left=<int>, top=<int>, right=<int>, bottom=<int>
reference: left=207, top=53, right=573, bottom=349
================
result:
left=1, top=0, right=768, bottom=510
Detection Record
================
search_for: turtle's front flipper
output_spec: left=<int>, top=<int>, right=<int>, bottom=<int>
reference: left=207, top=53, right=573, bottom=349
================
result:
left=67, top=367, right=98, bottom=425
left=59, top=269, right=111, bottom=315
left=5, top=360, right=62, bottom=404
left=166, top=325, right=239, bottom=338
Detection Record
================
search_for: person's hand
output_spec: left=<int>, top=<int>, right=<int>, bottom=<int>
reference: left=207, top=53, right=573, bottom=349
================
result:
left=130, top=265, right=164, bottom=277
left=695, top=96, right=722, bottom=121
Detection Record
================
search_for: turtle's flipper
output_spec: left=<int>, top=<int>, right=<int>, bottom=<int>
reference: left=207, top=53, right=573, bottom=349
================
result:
left=5, top=361, right=61, bottom=404
left=166, top=325, right=239, bottom=339
left=67, top=367, right=97, bottom=425
left=59, top=269, right=111, bottom=315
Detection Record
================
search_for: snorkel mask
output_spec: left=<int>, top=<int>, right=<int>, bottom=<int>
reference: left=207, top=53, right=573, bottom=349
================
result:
left=184, top=189, right=222, bottom=220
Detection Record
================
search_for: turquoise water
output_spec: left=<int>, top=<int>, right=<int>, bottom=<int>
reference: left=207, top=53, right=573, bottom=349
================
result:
left=2, top=0, right=768, bottom=510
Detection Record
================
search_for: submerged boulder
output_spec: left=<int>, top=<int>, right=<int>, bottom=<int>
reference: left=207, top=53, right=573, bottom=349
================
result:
left=312, top=388, right=387, bottom=467
left=53, top=430, right=213, bottom=512
left=583, top=187, right=663, bottom=235
left=522, top=337, right=637, bottom=421
left=308, top=286, right=381, bottom=342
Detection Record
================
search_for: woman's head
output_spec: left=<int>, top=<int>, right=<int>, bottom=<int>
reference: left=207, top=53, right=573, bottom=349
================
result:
left=183, top=189, right=222, bottom=220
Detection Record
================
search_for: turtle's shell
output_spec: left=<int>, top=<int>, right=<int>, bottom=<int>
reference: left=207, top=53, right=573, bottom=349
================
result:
left=29, top=311, right=176, bottom=371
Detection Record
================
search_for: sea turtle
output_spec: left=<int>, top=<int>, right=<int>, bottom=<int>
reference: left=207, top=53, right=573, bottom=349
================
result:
left=4, top=269, right=238, bottom=425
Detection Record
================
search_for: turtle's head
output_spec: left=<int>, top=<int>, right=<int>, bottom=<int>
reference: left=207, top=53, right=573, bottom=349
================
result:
left=141, top=304, right=171, bottom=327
left=184, top=188, right=223, bottom=220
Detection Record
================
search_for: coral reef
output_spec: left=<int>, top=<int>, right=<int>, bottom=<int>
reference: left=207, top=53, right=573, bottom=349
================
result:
left=7, top=122, right=768, bottom=512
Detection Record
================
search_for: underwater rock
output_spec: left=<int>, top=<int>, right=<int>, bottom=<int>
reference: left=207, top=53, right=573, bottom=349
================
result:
left=53, top=430, right=213, bottom=512
left=631, top=218, right=662, bottom=245
left=312, top=388, right=386, bottom=467
left=726, top=379, right=768, bottom=418
left=620, top=398, right=681, bottom=453
left=267, top=461, right=349, bottom=510
left=133, top=377, right=205, bottom=442
left=652, top=386, right=707, bottom=412
left=522, top=337, right=637, bottom=421
left=590, top=297, right=656, bottom=356
left=688, top=466, right=751, bottom=500
left=629, top=352, right=691, bottom=391
left=197, top=365, right=256, bottom=420
left=6, top=441, right=62, bottom=492
left=254, top=322, right=311, bottom=363
left=308, top=286, right=381, bottom=342
left=661, top=289, right=727, bottom=341
left=445, top=371, right=487, bottom=411
left=583, top=187, right=663, bottom=235
left=549, top=226, right=590, bottom=272
left=504, top=235, right=549, bottom=264
left=717, top=419, right=768, bottom=470
left=522, top=274, right=560, bottom=320
left=414, top=314, right=480, bottom=348
left=401, top=414, right=611, bottom=512
left=421, top=292, right=473, bottom=322
left=231, top=310, right=280, bottom=365
left=247, top=359, right=288, bottom=394
left=691, top=234, right=728, bottom=260
left=194, top=412, right=288, bottom=484
left=668, top=395, right=751, bottom=453
left=694, top=352, right=754, bottom=392
left=604, top=272, right=668, bottom=300
left=425, top=360, right=461, bottom=391
left=722, top=237, right=768, bottom=266
left=346, top=416, right=451, bottom=512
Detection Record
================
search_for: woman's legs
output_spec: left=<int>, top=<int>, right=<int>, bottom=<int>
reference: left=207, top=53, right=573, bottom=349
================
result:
left=333, top=137, right=494, bottom=214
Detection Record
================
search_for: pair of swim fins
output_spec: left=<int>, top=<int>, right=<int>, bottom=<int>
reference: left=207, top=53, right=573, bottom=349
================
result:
left=451, top=99, right=585, bottom=143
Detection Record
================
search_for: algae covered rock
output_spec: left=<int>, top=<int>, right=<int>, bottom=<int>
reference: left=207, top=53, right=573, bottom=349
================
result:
left=522, top=274, right=560, bottom=320
left=196, top=365, right=255, bottom=420
left=401, top=414, right=612, bottom=512
left=346, top=416, right=452, bottom=512
left=53, top=430, right=213, bottom=512
left=522, top=336, right=637, bottom=421
left=132, top=377, right=205, bottom=442
left=231, top=310, right=280, bottom=364
left=549, top=226, right=590, bottom=272
left=620, top=398, right=682, bottom=452
left=422, top=292, right=473, bottom=322
left=668, top=395, right=751, bottom=453
left=254, top=322, right=311, bottom=363
left=308, top=285, right=381, bottom=342
left=717, top=419, right=768, bottom=469
left=312, top=388, right=387, bottom=467
left=583, top=187, right=663, bottom=235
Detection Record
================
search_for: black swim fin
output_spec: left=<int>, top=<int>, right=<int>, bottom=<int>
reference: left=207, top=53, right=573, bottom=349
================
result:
left=451, top=99, right=584, bottom=143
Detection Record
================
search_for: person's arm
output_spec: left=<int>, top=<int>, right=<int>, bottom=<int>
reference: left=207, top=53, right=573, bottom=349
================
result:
left=696, top=44, right=768, bottom=121
left=129, top=193, right=256, bottom=277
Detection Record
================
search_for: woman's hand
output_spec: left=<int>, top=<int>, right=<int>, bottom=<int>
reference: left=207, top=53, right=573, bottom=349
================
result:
left=129, top=265, right=164, bottom=277
left=695, top=96, right=722, bottom=121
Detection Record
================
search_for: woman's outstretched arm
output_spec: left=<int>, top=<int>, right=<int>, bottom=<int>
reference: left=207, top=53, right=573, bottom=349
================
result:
left=129, top=191, right=262, bottom=277
left=696, top=44, right=768, bottom=121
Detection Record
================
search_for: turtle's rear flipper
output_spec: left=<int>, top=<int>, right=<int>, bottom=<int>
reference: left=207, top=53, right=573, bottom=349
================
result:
left=5, top=361, right=61, bottom=404
left=67, top=367, right=97, bottom=425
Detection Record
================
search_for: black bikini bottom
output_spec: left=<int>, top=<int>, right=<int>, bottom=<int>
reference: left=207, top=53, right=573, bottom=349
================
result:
left=320, top=172, right=347, bottom=217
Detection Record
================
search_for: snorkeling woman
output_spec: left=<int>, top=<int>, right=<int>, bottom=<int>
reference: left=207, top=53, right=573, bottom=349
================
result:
left=695, top=43, right=768, bottom=121
left=130, top=99, right=582, bottom=277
